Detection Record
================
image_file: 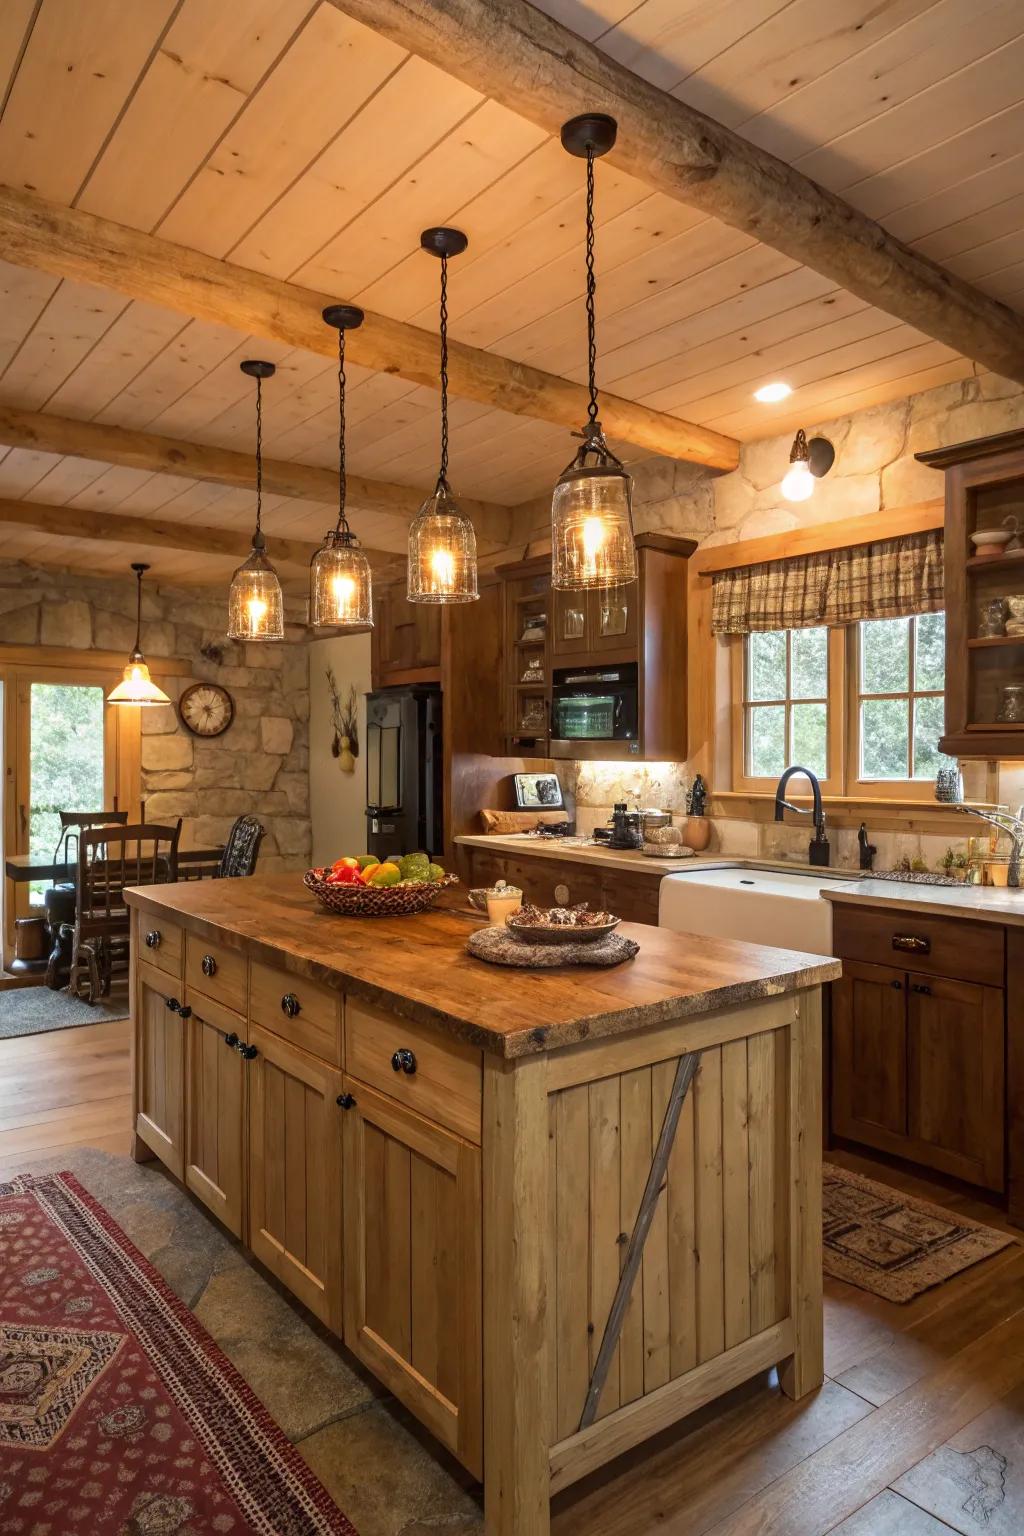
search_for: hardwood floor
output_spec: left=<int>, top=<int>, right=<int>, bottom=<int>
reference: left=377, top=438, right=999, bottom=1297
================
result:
left=1, top=1019, right=1022, bottom=1534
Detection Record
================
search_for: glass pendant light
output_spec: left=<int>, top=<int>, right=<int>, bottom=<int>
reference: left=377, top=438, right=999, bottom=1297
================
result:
left=552, top=113, right=637, bottom=592
left=228, top=360, right=284, bottom=641
left=107, top=563, right=171, bottom=706
left=310, top=305, right=373, bottom=630
left=407, top=227, right=478, bottom=604
left=781, top=428, right=815, bottom=502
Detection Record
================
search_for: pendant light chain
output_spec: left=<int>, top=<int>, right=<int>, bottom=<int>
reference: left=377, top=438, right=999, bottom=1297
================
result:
left=132, top=565, right=143, bottom=653
left=254, top=373, right=264, bottom=540
left=585, top=144, right=599, bottom=426
left=437, top=251, right=450, bottom=493
left=336, top=326, right=350, bottom=538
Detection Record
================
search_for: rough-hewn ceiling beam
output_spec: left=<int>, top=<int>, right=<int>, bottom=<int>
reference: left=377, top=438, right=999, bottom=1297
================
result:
left=0, top=187, right=739, bottom=471
left=0, top=494, right=405, bottom=572
left=0, top=402, right=511, bottom=547
left=327, top=0, right=1024, bottom=384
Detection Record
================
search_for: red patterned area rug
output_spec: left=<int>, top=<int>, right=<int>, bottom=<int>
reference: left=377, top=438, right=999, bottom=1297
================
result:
left=0, top=1171, right=357, bottom=1534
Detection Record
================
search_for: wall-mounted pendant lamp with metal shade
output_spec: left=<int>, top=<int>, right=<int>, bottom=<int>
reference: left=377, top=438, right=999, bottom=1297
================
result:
left=407, top=227, right=478, bottom=604
left=227, top=360, right=284, bottom=641
left=551, top=113, right=637, bottom=592
left=781, top=428, right=835, bottom=502
left=107, top=563, right=171, bottom=706
left=310, top=305, right=373, bottom=630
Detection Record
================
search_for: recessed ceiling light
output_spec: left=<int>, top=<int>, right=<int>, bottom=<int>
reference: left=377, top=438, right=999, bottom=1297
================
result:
left=754, top=381, right=792, bottom=402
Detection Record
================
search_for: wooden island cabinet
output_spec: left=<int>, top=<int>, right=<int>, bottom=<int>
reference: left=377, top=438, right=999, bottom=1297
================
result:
left=127, top=874, right=837, bottom=1534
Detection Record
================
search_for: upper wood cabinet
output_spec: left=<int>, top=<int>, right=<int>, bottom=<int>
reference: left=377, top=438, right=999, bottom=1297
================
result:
left=501, top=534, right=695, bottom=761
left=372, top=582, right=442, bottom=688
left=917, top=428, right=1024, bottom=757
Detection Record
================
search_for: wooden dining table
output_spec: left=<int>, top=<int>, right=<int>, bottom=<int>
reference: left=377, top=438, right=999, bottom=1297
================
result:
left=4, top=847, right=224, bottom=883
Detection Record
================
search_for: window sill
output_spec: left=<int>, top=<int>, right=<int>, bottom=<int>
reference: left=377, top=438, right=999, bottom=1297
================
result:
left=711, top=791, right=977, bottom=832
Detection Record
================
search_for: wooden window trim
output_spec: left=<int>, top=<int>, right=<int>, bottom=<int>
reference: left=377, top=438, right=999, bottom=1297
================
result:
left=730, top=630, right=845, bottom=797
left=846, top=616, right=946, bottom=802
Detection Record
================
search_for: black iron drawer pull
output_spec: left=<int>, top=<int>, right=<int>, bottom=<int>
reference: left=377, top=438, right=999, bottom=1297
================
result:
left=911, top=982, right=932, bottom=995
left=391, top=1048, right=417, bottom=1075
left=892, top=935, right=930, bottom=954
left=239, top=1042, right=258, bottom=1061
left=201, top=954, right=218, bottom=977
left=165, top=996, right=180, bottom=1011
left=177, top=1004, right=192, bottom=1019
left=145, top=930, right=161, bottom=949
left=337, top=1092, right=357, bottom=1110
left=889, top=979, right=903, bottom=991
left=224, top=1032, right=239, bottom=1050
left=281, top=993, right=301, bottom=1019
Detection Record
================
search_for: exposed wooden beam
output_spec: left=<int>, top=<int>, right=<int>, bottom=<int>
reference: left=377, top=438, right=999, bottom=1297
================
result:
left=0, top=402, right=512, bottom=547
left=0, top=494, right=404, bottom=571
left=327, top=0, right=1024, bottom=385
left=0, top=187, right=739, bottom=472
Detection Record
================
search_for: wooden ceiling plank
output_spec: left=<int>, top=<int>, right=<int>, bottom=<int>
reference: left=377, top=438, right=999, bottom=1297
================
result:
left=911, top=190, right=1024, bottom=268
left=796, top=32, right=1024, bottom=196
left=0, top=186, right=738, bottom=468
left=0, top=263, right=61, bottom=378
left=325, top=0, right=1024, bottom=382
left=0, top=282, right=130, bottom=412
left=231, top=54, right=483, bottom=281
left=0, top=402, right=511, bottom=537
left=739, top=0, right=1022, bottom=168
left=0, top=0, right=36, bottom=105
left=0, top=0, right=179, bottom=205
left=78, top=0, right=319, bottom=232
left=706, top=342, right=966, bottom=436
left=156, top=6, right=408, bottom=260
left=586, top=0, right=795, bottom=98
left=43, top=300, right=190, bottom=420
left=294, top=99, right=549, bottom=300
left=886, top=148, right=1024, bottom=247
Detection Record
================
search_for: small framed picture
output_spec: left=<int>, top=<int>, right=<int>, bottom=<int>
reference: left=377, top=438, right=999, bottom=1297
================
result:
left=513, top=772, right=564, bottom=810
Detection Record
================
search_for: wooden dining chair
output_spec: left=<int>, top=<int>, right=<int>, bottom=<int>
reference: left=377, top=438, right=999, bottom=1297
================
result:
left=43, top=810, right=132, bottom=989
left=66, top=821, right=181, bottom=1002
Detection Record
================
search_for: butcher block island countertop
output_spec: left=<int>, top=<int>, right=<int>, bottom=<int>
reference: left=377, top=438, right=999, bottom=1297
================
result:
left=126, top=873, right=838, bottom=1536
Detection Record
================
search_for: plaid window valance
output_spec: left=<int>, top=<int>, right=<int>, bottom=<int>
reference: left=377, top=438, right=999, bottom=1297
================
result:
left=711, top=529, right=944, bottom=634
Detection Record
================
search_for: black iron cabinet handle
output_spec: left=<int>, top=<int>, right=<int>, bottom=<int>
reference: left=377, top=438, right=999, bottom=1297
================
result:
left=336, top=1092, right=357, bottom=1110
left=145, top=930, right=161, bottom=949
left=281, top=993, right=301, bottom=1019
left=391, top=1048, right=417, bottom=1075
left=201, top=954, right=217, bottom=977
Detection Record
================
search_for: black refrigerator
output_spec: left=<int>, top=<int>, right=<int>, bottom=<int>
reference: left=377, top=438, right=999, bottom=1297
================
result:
left=365, top=685, right=443, bottom=862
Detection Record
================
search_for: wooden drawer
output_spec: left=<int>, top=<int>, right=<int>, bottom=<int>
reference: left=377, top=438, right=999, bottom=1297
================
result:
left=249, top=961, right=342, bottom=1066
left=344, top=999, right=482, bottom=1143
left=833, top=905, right=1005, bottom=987
left=184, top=932, right=248, bottom=1015
left=138, top=916, right=183, bottom=981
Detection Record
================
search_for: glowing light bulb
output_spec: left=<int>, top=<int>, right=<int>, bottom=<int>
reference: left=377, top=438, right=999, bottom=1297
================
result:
left=331, top=573, right=357, bottom=618
left=781, top=460, right=814, bottom=502
left=247, top=595, right=269, bottom=629
left=581, top=517, right=607, bottom=568
left=430, top=547, right=455, bottom=590
left=754, top=381, right=792, bottom=403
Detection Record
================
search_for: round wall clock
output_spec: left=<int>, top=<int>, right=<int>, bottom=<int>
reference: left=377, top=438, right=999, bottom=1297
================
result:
left=178, top=682, right=235, bottom=738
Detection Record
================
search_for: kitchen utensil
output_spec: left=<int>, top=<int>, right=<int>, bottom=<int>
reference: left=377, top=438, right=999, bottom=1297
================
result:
left=970, top=528, right=1013, bottom=556
left=640, top=808, right=671, bottom=837
left=978, top=597, right=1008, bottom=637
left=505, top=913, right=621, bottom=945
left=996, top=685, right=1024, bottom=723
left=642, top=842, right=696, bottom=859
left=485, top=880, right=522, bottom=926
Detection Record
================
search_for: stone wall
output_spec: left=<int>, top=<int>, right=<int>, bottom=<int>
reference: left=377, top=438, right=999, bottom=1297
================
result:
left=0, top=563, right=311, bottom=872
left=708, top=371, right=1024, bottom=544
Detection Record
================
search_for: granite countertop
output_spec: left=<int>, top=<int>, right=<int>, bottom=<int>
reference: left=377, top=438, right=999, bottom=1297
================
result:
left=824, top=879, right=1024, bottom=927
left=454, top=833, right=866, bottom=881
left=126, top=874, right=839, bottom=1059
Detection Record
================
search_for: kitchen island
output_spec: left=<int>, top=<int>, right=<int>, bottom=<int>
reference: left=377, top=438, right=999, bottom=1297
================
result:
left=126, top=874, right=839, bottom=1535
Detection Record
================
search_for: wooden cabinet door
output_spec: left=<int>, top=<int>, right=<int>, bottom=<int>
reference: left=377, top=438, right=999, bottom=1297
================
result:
left=831, top=960, right=908, bottom=1151
left=907, top=973, right=1005, bottom=1191
left=247, top=1025, right=344, bottom=1330
left=551, top=588, right=591, bottom=657
left=183, top=993, right=246, bottom=1238
left=135, top=963, right=186, bottom=1178
left=373, top=586, right=441, bottom=684
left=342, top=1077, right=482, bottom=1477
left=588, top=585, right=637, bottom=653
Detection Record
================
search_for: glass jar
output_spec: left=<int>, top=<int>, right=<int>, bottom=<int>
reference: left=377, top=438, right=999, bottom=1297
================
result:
left=996, top=684, right=1024, bottom=724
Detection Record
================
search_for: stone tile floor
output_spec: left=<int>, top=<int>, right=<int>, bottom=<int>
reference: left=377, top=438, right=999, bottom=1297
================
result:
left=4, top=1147, right=483, bottom=1536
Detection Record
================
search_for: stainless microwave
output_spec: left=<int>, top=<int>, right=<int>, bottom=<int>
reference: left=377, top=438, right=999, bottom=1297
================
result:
left=550, top=663, right=638, bottom=742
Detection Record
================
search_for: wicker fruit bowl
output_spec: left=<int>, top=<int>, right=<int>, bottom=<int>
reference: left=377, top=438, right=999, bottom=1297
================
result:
left=303, top=869, right=459, bottom=918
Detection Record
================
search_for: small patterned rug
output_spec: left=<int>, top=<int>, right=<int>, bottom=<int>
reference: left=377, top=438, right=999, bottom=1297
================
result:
left=823, top=1164, right=1016, bottom=1303
left=0, top=1171, right=356, bottom=1533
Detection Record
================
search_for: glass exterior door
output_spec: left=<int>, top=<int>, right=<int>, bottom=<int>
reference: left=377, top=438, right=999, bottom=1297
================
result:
left=24, top=682, right=106, bottom=903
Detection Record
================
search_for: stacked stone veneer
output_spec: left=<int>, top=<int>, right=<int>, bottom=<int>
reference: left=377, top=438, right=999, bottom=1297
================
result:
left=708, top=372, right=1024, bottom=544
left=0, top=564, right=311, bottom=872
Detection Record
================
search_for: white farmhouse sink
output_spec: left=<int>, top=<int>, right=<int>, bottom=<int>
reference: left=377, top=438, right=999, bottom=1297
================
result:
left=659, top=866, right=852, bottom=954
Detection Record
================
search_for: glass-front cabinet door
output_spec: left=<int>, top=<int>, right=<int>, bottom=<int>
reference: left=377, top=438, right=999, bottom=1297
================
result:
left=551, top=588, right=590, bottom=657
left=589, top=585, right=637, bottom=652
